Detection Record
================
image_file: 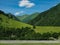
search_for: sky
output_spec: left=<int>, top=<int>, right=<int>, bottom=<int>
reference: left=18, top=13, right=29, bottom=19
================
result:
left=0, top=0, right=60, bottom=16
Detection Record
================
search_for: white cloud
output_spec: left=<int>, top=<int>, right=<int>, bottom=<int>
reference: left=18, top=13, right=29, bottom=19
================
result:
left=19, top=0, right=35, bottom=8
left=14, top=11, right=24, bottom=15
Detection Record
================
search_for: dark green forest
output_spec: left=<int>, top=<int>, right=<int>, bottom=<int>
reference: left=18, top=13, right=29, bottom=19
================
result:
left=29, top=3, right=60, bottom=26
left=0, top=27, right=60, bottom=40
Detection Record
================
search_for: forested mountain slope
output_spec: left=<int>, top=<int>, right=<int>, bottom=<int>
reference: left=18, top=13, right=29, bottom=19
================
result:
left=29, top=3, right=60, bottom=26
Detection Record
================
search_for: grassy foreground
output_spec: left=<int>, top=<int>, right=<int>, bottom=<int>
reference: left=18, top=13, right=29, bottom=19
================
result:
left=35, top=26, right=60, bottom=33
left=0, top=43, right=60, bottom=45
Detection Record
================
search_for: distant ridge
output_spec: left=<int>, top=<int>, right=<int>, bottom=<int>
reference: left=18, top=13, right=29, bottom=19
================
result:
left=16, top=12, right=39, bottom=23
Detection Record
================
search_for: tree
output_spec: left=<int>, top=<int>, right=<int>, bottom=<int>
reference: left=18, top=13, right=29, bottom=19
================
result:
left=33, top=25, right=36, bottom=29
left=52, top=32, right=60, bottom=39
left=0, top=10, right=4, bottom=14
left=0, top=18, right=2, bottom=22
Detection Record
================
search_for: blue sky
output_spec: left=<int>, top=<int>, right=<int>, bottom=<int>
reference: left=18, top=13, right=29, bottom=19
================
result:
left=0, top=0, right=60, bottom=16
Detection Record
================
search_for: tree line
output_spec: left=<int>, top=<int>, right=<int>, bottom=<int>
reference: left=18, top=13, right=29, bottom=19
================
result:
left=0, top=26, right=60, bottom=40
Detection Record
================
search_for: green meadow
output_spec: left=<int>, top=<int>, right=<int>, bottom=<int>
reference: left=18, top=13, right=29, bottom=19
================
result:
left=35, top=26, right=60, bottom=33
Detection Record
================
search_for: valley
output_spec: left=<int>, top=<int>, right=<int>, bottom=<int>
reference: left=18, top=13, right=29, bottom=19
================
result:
left=0, top=3, right=60, bottom=40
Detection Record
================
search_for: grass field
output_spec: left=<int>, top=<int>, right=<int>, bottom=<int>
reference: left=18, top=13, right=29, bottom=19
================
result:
left=35, top=26, right=60, bottom=33
left=0, top=43, right=60, bottom=45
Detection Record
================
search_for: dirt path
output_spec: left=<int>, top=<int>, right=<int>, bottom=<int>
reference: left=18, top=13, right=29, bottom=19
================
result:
left=0, top=40, right=60, bottom=43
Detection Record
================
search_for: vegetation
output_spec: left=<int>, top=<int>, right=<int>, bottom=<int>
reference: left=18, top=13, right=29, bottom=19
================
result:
left=0, top=10, right=32, bottom=29
left=29, top=3, right=60, bottom=26
left=0, top=4, right=60, bottom=40
left=16, top=12, right=39, bottom=23
left=35, top=26, right=60, bottom=33
left=16, top=14, right=29, bottom=22
left=0, top=26, right=60, bottom=40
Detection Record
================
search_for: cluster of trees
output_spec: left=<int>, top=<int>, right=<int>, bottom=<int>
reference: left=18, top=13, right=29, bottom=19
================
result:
left=0, top=26, right=60, bottom=40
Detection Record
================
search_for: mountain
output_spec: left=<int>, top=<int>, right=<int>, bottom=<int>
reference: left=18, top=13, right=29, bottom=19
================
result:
left=16, top=12, right=39, bottom=23
left=16, top=14, right=29, bottom=22
left=28, top=3, right=60, bottom=26
left=0, top=10, right=32, bottom=28
left=23, top=12, right=39, bottom=23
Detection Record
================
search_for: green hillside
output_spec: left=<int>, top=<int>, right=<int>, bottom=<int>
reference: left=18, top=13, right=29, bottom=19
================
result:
left=16, top=12, right=39, bottom=23
left=16, top=14, right=29, bottom=22
left=0, top=10, right=32, bottom=29
left=29, top=3, right=60, bottom=26
left=23, top=12, right=39, bottom=23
